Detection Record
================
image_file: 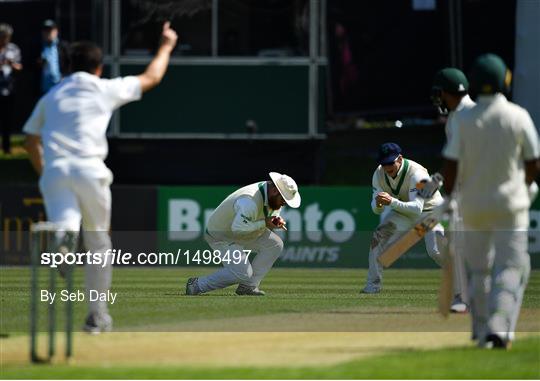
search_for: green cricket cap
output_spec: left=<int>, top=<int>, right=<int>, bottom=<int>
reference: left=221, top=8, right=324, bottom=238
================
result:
left=432, top=68, right=469, bottom=94
left=469, top=53, right=511, bottom=95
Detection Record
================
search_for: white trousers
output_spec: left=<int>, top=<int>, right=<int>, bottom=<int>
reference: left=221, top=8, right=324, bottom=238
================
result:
left=462, top=221, right=530, bottom=342
left=365, top=210, right=444, bottom=289
left=197, top=229, right=284, bottom=293
left=39, top=158, right=113, bottom=316
left=449, top=199, right=469, bottom=301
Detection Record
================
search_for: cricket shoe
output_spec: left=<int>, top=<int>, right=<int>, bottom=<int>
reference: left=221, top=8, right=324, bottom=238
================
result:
left=83, top=312, right=113, bottom=334
left=185, top=277, right=202, bottom=295
left=361, top=284, right=381, bottom=294
left=450, top=294, right=468, bottom=313
left=235, top=284, right=266, bottom=296
left=481, top=333, right=512, bottom=350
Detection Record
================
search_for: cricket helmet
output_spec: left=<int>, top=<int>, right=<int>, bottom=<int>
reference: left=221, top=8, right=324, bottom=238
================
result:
left=469, top=53, right=512, bottom=97
left=431, top=68, right=469, bottom=115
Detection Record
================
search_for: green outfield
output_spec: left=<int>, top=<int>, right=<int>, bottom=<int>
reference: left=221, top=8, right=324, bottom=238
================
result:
left=1, top=267, right=539, bottom=379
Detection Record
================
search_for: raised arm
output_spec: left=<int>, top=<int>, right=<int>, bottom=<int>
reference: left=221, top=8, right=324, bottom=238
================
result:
left=137, top=22, right=178, bottom=93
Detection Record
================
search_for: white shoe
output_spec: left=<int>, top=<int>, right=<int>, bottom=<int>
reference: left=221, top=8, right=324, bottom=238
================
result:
left=450, top=294, right=468, bottom=313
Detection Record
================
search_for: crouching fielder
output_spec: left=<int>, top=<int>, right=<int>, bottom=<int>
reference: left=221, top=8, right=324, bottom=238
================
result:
left=186, top=172, right=301, bottom=296
left=363, top=143, right=445, bottom=293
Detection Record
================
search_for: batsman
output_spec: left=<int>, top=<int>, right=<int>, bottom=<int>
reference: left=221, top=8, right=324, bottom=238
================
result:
left=442, top=54, right=539, bottom=348
left=431, top=67, right=475, bottom=313
left=362, top=143, right=445, bottom=293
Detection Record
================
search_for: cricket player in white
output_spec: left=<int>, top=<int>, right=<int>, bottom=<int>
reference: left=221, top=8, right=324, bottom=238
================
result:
left=23, top=22, right=178, bottom=333
left=431, top=67, right=476, bottom=313
left=186, top=172, right=301, bottom=296
left=363, top=143, right=445, bottom=294
left=443, top=54, right=540, bottom=348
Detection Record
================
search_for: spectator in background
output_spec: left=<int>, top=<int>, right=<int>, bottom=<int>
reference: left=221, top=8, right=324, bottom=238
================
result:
left=335, top=23, right=358, bottom=99
left=0, top=23, right=22, bottom=154
left=38, top=19, right=69, bottom=94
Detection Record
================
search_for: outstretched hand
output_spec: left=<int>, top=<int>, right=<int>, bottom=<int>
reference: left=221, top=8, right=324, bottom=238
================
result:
left=160, top=21, right=178, bottom=50
left=416, top=173, right=444, bottom=199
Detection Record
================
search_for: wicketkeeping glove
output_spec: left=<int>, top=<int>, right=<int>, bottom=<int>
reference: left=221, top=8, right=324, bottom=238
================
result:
left=417, top=173, right=444, bottom=199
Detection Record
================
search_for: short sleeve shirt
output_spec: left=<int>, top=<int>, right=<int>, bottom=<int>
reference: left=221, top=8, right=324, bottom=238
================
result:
left=23, top=72, right=142, bottom=163
left=443, top=94, right=540, bottom=222
left=445, top=94, right=475, bottom=141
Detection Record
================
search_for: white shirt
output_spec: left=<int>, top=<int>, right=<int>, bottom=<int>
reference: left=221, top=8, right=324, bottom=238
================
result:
left=206, top=182, right=280, bottom=243
left=22, top=72, right=141, bottom=165
left=443, top=93, right=540, bottom=224
left=231, top=197, right=267, bottom=233
left=371, top=159, right=444, bottom=218
left=445, top=94, right=475, bottom=141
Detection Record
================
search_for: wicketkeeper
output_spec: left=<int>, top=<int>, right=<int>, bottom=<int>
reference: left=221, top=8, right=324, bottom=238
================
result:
left=186, top=172, right=301, bottom=296
left=363, top=143, right=445, bottom=294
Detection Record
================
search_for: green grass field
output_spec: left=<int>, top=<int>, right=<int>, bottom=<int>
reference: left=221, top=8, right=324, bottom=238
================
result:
left=1, top=267, right=539, bottom=379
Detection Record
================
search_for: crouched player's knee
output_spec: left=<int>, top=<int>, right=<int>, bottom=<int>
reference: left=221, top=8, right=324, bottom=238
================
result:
left=264, top=232, right=284, bottom=253
left=273, top=235, right=284, bottom=253
left=230, top=264, right=254, bottom=283
left=370, top=221, right=397, bottom=250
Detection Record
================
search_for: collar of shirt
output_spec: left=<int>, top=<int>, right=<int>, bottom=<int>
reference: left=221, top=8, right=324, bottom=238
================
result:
left=383, top=158, right=409, bottom=197
left=258, top=181, right=273, bottom=217
left=263, top=181, right=269, bottom=207
left=69, top=71, right=100, bottom=82
left=390, top=157, right=407, bottom=180
left=477, top=93, right=506, bottom=104
left=456, top=94, right=474, bottom=111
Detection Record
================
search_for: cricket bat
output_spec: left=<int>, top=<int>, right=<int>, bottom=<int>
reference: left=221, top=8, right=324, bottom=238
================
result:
left=377, top=172, right=445, bottom=268
left=376, top=172, right=455, bottom=316
left=377, top=201, right=448, bottom=267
